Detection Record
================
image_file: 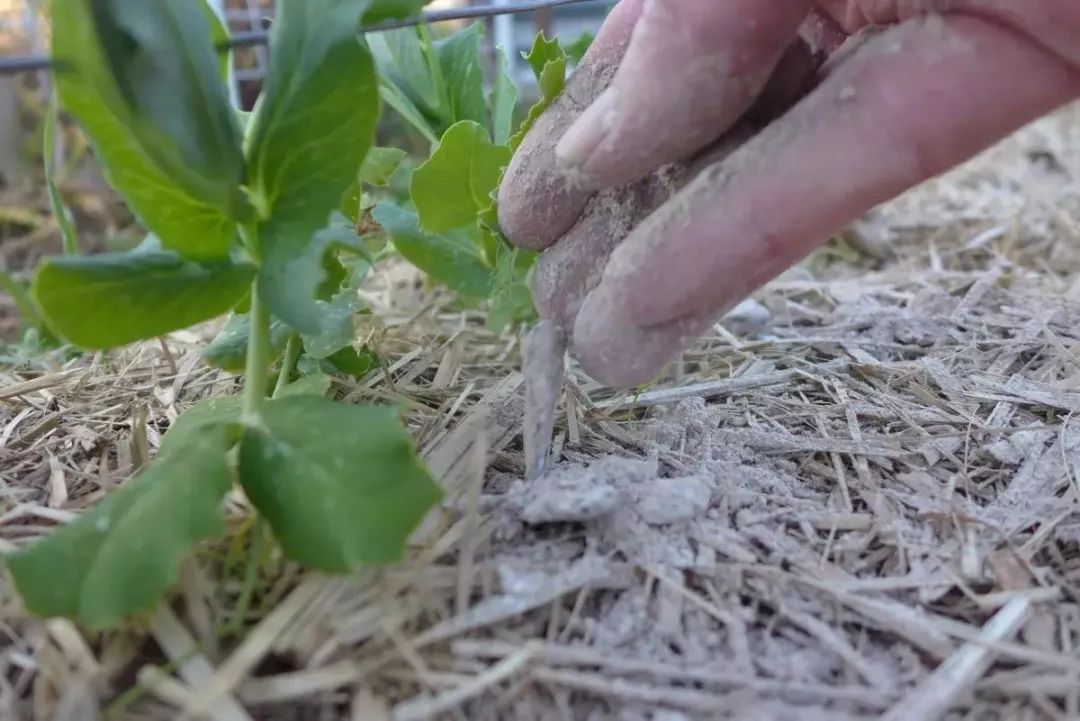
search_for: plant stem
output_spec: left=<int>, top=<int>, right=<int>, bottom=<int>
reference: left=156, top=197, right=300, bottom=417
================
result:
left=272, top=334, right=301, bottom=398
left=44, top=92, right=78, bottom=256
left=242, top=280, right=271, bottom=421
left=222, top=518, right=266, bottom=638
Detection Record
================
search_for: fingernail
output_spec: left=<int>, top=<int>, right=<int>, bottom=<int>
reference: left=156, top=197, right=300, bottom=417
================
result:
left=556, top=89, right=618, bottom=175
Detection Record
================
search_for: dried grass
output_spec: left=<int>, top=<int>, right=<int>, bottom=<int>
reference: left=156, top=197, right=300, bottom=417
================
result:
left=3, top=102, right=1080, bottom=720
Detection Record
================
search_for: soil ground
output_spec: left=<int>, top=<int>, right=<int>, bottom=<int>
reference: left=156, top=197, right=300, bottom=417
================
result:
left=2, top=103, right=1080, bottom=721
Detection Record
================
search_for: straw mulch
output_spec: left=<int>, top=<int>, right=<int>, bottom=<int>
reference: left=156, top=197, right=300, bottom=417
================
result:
left=3, top=103, right=1080, bottom=721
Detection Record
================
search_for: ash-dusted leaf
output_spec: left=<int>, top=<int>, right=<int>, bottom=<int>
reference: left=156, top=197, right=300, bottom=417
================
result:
left=239, top=396, right=442, bottom=570
left=248, top=0, right=380, bottom=327
left=411, top=121, right=511, bottom=233
left=510, top=32, right=568, bottom=151
left=374, top=203, right=492, bottom=298
left=489, top=48, right=518, bottom=147
left=33, top=252, right=254, bottom=349
left=52, top=0, right=248, bottom=259
left=434, top=22, right=487, bottom=128
left=201, top=313, right=294, bottom=373
left=7, top=425, right=233, bottom=630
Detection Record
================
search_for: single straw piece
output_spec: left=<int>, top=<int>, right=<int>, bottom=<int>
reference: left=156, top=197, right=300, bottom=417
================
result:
left=522, top=319, right=568, bottom=480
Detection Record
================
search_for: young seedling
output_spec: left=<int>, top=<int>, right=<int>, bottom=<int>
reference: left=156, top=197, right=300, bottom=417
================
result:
left=375, top=27, right=579, bottom=332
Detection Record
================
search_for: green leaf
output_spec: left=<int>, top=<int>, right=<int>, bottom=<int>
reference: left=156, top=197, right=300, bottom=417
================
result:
left=275, top=371, right=332, bottom=398
left=434, top=22, right=487, bottom=127
left=563, top=30, right=595, bottom=65
left=489, top=48, right=519, bottom=147
left=410, top=121, right=511, bottom=233
left=487, top=244, right=537, bottom=334
left=239, top=396, right=442, bottom=570
left=524, top=32, right=566, bottom=84
left=510, top=32, right=568, bottom=151
left=536, top=58, right=568, bottom=105
left=201, top=313, right=294, bottom=373
left=299, top=343, right=379, bottom=379
left=363, top=0, right=426, bottom=26
left=32, top=252, right=254, bottom=349
left=199, top=0, right=233, bottom=84
left=247, top=0, right=380, bottom=226
left=248, top=0, right=381, bottom=333
left=300, top=299, right=359, bottom=359
left=159, top=369, right=332, bottom=455
left=318, top=254, right=350, bottom=302
left=159, top=396, right=243, bottom=459
left=8, top=425, right=233, bottom=630
left=377, top=77, right=439, bottom=143
left=374, top=203, right=492, bottom=298
left=343, top=144, right=409, bottom=227
left=261, top=212, right=370, bottom=339
left=369, top=27, right=443, bottom=115
left=377, top=78, right=439, bottom=143
left=325, top=344, right=379, bottom=378
left=360, top=147, right=408, bottom=186
left=309, top=254, right=374, bottom=359
left=52, top=0, right=248, bottom=259
left=94, top=0, right=243, bottom=183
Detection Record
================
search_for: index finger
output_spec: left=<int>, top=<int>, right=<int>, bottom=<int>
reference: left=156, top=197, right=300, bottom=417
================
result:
left=573, top=14, right=1080, bottom=387
left=496, top=0, right=643, bottom=252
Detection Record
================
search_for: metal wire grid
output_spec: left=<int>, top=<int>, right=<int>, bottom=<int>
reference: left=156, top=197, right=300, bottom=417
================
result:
left=0, top=0, right=612, bottom=104
left=221, top=0, right=274, bottom=86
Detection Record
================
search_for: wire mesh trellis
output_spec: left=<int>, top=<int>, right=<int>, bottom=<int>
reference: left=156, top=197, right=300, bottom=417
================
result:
left=0, top=0, right=611, bottom=193
left=0, top=0, right=613, bottom=94
left=215, top=0, right=618, bottom=82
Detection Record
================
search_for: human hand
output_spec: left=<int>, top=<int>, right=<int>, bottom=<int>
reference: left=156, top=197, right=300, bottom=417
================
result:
left=497, top=0, right=1080, bottom=388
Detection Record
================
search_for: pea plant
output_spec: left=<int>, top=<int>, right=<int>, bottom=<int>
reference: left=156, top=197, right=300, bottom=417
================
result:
left=369, top=20, right=580, bottom=332
left=6, top=0, right=581, bottom=631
